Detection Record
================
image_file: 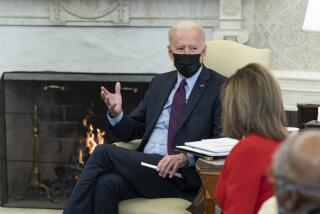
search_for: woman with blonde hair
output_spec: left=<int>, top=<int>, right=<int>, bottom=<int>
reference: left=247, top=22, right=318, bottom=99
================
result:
left=215, top=63, right=287, bottom=214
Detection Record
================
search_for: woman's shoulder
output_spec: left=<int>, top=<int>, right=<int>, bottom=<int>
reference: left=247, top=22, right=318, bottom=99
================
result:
left=242, top=133, right=279, bottom=148
left=230, top=133, right=279, bottom=157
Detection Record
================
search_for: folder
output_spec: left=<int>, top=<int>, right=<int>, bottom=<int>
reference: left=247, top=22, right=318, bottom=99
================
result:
left=176, top=137, right=238, bottom=157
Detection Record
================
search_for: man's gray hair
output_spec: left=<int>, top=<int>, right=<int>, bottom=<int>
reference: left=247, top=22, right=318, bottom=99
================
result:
left=168, top=21, right=205, bottom=45
left=273, top=129, right=320, bottom=188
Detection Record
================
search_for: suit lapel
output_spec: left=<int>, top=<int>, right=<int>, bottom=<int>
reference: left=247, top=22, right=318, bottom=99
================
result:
left=144, top=72, right=177, bottom=136
left=176, top=67, right=210, bottom=131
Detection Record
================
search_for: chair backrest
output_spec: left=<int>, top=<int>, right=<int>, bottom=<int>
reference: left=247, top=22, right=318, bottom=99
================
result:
left=204, top=40, right=271, bottom=77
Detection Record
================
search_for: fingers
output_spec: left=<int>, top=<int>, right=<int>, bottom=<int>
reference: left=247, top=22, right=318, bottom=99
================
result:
left=100, top=83, right=121, bottom=98
left=101, top=86, right=111, bottom=95
left=166, top=161, right=178, bottom=178
left=170, top=163, right=179, bottom=178
left=100, top=86, right=111, bottom=100
left=115, top=82, right=121, bottom=94
left=100, top=83, right=122, bottom=116
left=157, top=155, right=180, bottom=178
left=100, top=85, right=117, bottom=107
left=157, top=156, right=169, bottom=174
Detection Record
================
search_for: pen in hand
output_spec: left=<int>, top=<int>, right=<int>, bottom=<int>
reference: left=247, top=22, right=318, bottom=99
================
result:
left=141, top=162, right=183, bottom=179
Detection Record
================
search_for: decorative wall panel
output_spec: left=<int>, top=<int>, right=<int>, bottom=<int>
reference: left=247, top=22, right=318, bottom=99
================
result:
left=0, top=0, right=219, bottom=27
left=250, top=0, right=320, bottom=72
left=249, top=0, right=320, bottom=109
left=214, top=0, right=249, bottom=43
left=49, top=0, right=129, bottom=26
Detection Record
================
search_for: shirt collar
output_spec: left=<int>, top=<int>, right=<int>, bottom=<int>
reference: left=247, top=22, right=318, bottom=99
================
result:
left=177, top=65, right=203, bottom=88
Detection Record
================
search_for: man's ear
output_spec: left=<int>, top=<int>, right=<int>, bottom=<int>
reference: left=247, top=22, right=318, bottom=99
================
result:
left=167, top=45, right=174, bottom=61
left=200, top=44, right=207, bottom=63
left=278, top=190, right=300, bottom=212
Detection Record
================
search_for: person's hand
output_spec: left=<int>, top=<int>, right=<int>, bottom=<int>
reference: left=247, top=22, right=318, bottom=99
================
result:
left=101, top=82, right=122, bottom=117
left=157, top=153, right=188, bottom=178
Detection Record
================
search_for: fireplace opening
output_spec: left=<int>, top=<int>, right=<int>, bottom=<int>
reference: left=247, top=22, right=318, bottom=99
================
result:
left=0, top=72, right=154, bottom=208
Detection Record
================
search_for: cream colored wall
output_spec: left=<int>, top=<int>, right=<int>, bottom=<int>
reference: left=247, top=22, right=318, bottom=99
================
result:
left=249, top=0, right=320, bottom=72
left=247, top=0, right=320, bottom=110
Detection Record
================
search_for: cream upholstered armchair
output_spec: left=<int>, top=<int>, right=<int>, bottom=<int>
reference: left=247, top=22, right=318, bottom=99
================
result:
left=203, top=39, right=271, bottom=77
left=115, top=40, right=271, bottom=214
left=115, top=139, right=204, bottom=214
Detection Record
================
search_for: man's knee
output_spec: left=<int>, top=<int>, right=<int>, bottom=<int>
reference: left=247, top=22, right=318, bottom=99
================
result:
left=91, top=144, right=115, bottom=160
left=96, top=174, right=126, bottom=194
left=94, top=143, right=112, bottom=153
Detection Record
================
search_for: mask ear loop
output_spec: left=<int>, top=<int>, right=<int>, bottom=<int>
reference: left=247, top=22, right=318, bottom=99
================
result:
left=168, top=47, right=173, bottom=54
left=277, top=189, right=301, bottom=213
left=275, top=175, right=320, bottom=214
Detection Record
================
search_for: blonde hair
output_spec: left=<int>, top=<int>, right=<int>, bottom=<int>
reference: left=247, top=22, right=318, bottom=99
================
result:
left=221, top=63, right=287, bottom=141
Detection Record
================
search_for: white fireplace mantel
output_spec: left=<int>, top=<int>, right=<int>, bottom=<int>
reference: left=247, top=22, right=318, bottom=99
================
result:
left=0, top=0, right=249, bottom=76
left=0, top=0, right=248, bottom=42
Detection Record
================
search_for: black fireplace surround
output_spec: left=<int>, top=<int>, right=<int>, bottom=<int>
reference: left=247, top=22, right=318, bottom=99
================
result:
left=0, top=71, right=299, bottom=209
left=0, top=71, right=154, bottom=209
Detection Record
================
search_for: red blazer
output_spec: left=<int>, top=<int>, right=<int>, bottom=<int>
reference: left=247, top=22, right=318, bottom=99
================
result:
left=215, top=133, right=279, bottom=214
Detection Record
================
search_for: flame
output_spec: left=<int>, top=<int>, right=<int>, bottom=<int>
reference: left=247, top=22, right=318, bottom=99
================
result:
left=89, top=124, right=93, bottom=132
left=78, top=148, right=84, bottom=165
left=96, top=128, right=105, bottom=145
left=82, top=117, right=88, bottom=127
left=86, top=130, right=96, bottom=155
left=78, top=114, right=106, bottom=165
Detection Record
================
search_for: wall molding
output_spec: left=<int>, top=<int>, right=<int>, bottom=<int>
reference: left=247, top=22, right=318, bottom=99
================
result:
left=274, top=70, right=320, bottom=111
left=213, top=0, right=249, bottom=43
left=0, top=0, right=249, bottom=42
left=0, top=0, right=219, bottom=27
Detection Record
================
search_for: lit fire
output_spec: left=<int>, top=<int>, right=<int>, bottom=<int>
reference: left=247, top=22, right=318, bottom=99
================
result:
left=78, top=116, right=106, bottom=165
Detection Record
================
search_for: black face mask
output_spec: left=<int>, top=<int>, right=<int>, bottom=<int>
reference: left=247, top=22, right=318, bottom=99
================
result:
left=173, top=53, right=202, bottom=78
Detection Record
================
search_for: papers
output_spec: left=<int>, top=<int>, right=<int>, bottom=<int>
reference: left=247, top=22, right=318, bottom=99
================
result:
left=176, top=145, right=229, bottom=156
left=140, top=162, right=183, bottom=178
left=176, top=137, right=238, bottom=157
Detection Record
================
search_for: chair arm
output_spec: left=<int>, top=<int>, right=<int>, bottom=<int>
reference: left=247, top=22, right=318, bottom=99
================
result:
left=113, top=139, right=142, bottom=150
left=115, top=140, right=205, bottom=214
left=186, top=185, right=205, bottom=214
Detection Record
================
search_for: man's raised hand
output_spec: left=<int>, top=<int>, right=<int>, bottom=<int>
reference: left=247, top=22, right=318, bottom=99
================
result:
left=101, top=82, right=122, bottom=117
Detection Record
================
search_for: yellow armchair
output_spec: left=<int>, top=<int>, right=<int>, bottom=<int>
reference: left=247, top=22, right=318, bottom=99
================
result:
left=114, top=140, right=204, bottom=214
left=204, top=40, right=271, bottom=77
left=112, top=139, right=141, bottom=151
left=115, top=39, right=271, bottom=214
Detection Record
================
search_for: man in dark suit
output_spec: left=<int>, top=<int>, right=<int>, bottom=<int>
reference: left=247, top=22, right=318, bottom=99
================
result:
left=64, top=21, right=226, bottom=214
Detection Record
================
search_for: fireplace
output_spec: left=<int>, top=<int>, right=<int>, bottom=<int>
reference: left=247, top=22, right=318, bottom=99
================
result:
left=0, top=71, right=154, bottom=208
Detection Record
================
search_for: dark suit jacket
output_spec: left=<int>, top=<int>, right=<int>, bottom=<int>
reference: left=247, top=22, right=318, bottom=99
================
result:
left=108, top=66, right=227, bottom=152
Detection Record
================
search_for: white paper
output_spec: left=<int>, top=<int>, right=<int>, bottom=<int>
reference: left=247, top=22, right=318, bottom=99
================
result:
left=287, top=127, right=299, bottom=132
left=185, top=138, right=238, bottom=152
left=200, top=138, right=238, bottom=147
left=176, top=145, right=230, bottom=156
left=178, top=137, right=238, bottom=157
